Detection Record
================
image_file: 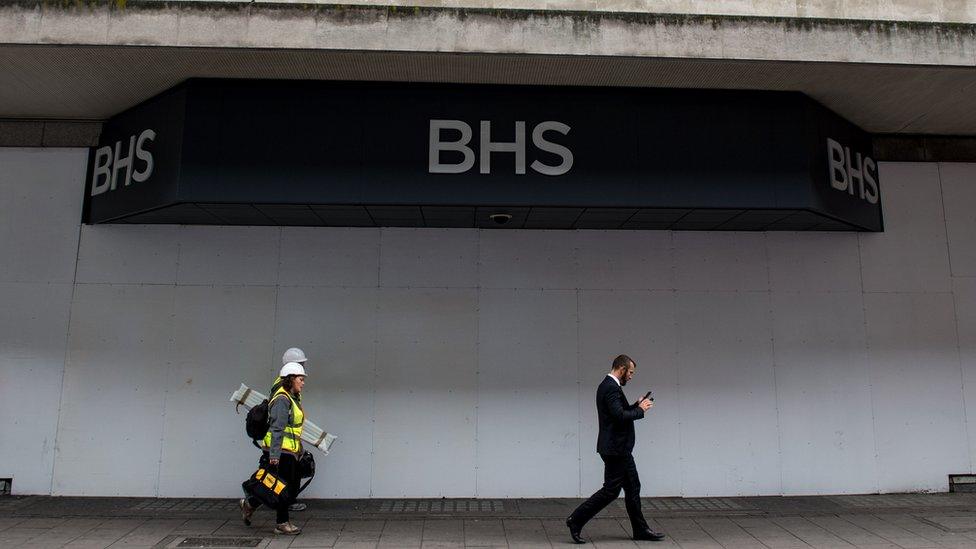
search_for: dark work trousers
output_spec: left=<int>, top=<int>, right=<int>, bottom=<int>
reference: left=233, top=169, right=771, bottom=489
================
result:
left=569, top=454, right=650, bottom=535
left=246, top=452, right=300, bottom=524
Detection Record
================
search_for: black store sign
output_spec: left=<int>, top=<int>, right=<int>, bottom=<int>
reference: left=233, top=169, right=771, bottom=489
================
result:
left=85, top=79, right=882, bottom=231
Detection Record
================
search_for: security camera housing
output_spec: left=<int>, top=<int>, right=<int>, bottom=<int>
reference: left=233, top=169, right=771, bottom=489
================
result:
left=489, top=213, right=513, bottom=225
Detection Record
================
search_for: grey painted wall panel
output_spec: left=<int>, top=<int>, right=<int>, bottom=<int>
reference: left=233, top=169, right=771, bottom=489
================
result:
left=673, top=233, right=769, bottom=292
left=176, top=226, right=280, bottom=286
left=279, top=227, right=380, bottom=288
left=476, top=289, right=579, bottom=497
left=0, top=282, right=73, bottom=494
left=860, top=163, right=952, bottom=293
left=76, top=225, right=181, bottom=285
left=0, top=148, right=86, bottom=284
left=675, top=291, right=781, bottom=496
left=157, top=285, right=277, bottom=497
left=54, top=284, right=175, bottom=496
left=864, top=292, right=969, bottom=492
left=771, top=291, right=878, bottom=495
left=954, top=277, right=976, bottom=472
left=273, top=286, right=379, bottom=498
left=576, top=231, right=674, bottom=291
left=480, top=231, right=577, bottom=290
left=379, top=229, right=479, bottom=289
left=939, top=163, right=976, bottom=278
left=578, top=290, right=680, bottom=497
left=372, top=288, right=479, bottom=497
left=766, top=233, right=863, bottom=293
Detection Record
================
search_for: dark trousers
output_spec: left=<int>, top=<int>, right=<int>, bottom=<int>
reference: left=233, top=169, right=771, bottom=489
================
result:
left=246, top=452, right=299, bottom=524
left=569, top=454, right=649, bottom=534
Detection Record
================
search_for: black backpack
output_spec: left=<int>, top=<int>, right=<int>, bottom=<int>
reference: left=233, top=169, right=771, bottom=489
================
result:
left=245, top=399, right=270, bottom=441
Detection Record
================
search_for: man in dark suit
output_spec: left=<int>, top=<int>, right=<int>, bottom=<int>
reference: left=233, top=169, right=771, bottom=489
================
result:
left=566, top=354, right=665, bottom=543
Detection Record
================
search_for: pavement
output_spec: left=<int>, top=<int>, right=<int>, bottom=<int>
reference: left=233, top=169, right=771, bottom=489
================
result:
left=3, top=493, right=976, bottom=548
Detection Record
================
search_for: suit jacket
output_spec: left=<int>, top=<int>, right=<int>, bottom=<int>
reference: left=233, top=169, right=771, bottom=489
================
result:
left=595, top=375, right=645, bottom=456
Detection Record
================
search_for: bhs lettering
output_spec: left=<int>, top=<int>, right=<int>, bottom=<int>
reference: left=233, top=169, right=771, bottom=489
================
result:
left=429, top=120, right=573, bottom=176
left=827, top=137, right=878, bottom=204
left=90, top=129, right=156, bottom=197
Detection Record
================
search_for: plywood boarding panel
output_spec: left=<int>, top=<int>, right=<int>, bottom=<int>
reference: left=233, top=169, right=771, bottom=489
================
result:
left=675, top=291, right=781, bottom=496
left=766, top=232, right=862, bottom=293
left=54, top=284, right=175, bottom=496
left=0, top=282, right=73, bottom=494
left=372, top=288, right=478, bottom=497
left=864, top=292, right=968, bottom=492
left=860, top=163, right=951, bottom=293
left=576, top=230, right=673, bottom=290
left=578, top=290, right=680, bottom=497
left=771, top=291, right=877, bottom=495
left=76, top=225, right=181, bottom=284
left=940, top=163, right=976, bottom=278
left=157, top=285, right=277, bottom=497
left=673, top=232, right=769, bottom=292
left=0, top=148, right=86, bottom=284
left=274, top=286, right=379, bottom=498
left=479, top=230, right=577, bottom=290
left=279, top=227, right=380, bottom=287
left=379, top=228, right=478, bottom=288
left=476, top=288, right=579, bottom=497
left=176, top=226, right=280, bottom=286
left=953, top=276, right=976, bottom=472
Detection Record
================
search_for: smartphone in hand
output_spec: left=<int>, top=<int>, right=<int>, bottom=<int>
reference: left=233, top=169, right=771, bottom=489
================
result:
left=643, top=391, right=653, bottom=402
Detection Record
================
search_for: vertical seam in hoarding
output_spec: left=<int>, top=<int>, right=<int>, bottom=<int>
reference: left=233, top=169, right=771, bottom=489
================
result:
left=153, top=273, right=178, bottom=497
left=763, top=233, right=785, bottom=495
left=50, top=183, right=88, bottom=494
left=473, top=230, right=482, bottom=497
left=939, top=162, right=973, bottom=472
left=271, top=228, right=282, bottom=377
left=368, top=229, right=382, bottom=497
left=856, top=231, right=881, bottom=493
left=576, top=287, right=583, bottom=497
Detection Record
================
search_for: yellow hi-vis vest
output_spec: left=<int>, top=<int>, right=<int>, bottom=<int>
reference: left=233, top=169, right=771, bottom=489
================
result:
left=263, top=387, right=304, bottom=455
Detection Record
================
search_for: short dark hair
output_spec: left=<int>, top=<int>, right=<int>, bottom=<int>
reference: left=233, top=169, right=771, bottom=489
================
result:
left=612, top=354, right=635, bottom=371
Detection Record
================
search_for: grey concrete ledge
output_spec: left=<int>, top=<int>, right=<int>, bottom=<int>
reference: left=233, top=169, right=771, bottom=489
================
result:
left=17, top=0, right=976, bottom=25
left=1, top=1, right=974, bottom=66
left=0, top=120, right=101, bottom=147
left=874, top=135, right=976, bottom=162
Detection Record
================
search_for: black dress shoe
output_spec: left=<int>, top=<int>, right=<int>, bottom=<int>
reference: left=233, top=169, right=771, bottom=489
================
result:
left=633, top=528, right=666, bottom=541
left=566, top=517, right=586, bottom=544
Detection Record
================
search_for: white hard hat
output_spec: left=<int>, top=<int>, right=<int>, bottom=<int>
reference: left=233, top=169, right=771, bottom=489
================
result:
left=282, top=347, right=307, bottom=364
left=280, top=362, right=306, bottom=378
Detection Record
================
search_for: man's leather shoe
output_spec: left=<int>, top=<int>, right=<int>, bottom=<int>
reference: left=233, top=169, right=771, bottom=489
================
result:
left=633, top=528, right=666, bottom=541
left=566, top=517, right=586, bottom=544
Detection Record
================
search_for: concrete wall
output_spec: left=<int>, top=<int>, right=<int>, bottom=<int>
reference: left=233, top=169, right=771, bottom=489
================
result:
left=158, top=1, right=976, bottom=24
left=2, top=148, right=976, bottom=497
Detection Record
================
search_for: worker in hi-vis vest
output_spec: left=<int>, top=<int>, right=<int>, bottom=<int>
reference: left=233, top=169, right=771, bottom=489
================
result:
left=271, top=348, right=307, bottom=511
left=241, top=361, right=308, bottom=535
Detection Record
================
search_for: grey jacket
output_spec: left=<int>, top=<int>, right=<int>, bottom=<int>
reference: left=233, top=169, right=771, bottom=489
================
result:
left=267, top=393, right=294, bottom=461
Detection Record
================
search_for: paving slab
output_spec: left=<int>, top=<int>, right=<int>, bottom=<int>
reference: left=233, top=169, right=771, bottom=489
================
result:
left=2, top=494, right=976, bottom=548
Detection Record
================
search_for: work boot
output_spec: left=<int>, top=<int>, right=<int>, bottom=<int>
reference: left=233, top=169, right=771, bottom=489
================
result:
left=288, top=502, right=307, bottom=512
left=274, top=522, right=302, bottom=535
left=239, top=498, right=255, bottom=526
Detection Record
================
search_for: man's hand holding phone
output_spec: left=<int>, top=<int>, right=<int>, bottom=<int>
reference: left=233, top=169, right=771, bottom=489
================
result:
left=638, top=390, right=654, bottom=411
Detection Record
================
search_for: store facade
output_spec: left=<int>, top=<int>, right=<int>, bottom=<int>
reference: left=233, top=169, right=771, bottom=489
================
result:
left=1, top=1, right=975, bottom=499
